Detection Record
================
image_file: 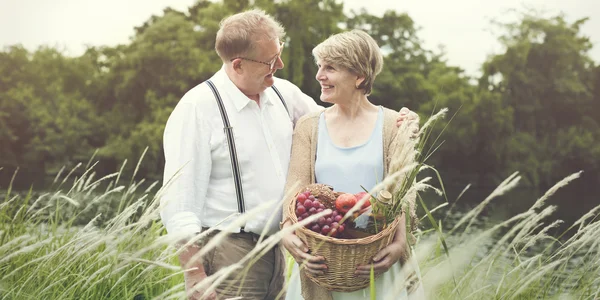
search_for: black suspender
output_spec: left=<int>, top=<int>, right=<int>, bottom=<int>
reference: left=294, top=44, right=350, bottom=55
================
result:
left=205, top=80, right=288, bottom=230
left=270, top=85, right=289, bottom=116
left=206, top=80, right=246, bottom=216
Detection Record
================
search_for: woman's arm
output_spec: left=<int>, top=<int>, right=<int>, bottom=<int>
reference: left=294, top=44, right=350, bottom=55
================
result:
left=280, top=115, right=327, bottom=275
left=282, top=116, right=315, bottom=224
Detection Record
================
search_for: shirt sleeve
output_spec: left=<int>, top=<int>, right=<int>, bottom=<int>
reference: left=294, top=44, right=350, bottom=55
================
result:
left=288, top=84, right=323, bottom=126
left=160, top=98, right=211, bottom=239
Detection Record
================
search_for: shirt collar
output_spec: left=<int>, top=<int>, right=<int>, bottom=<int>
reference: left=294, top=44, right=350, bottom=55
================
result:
left=216, top=66, right=275, bottom=112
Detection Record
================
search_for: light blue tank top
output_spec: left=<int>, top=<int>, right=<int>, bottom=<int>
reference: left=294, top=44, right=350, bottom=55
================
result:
left=315, top=107, right=384, bottom=194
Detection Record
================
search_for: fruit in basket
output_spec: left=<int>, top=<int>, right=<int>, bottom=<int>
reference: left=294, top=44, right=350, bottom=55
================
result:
left=311, top=224, right=321, bottom=232
left=296, top=192, right=308, bottom=204
left=355, top=192, right=371, bottom=209
left=302, top=184, right=337, bottom=209
left=335, top=193, right=357, bottom=214
left=296, top=196, right=326, bottom=224
left=318, top=217, right=326, bottom=226
left=303, top=199, right=313, bottom=209
left=296, top=205, right=306, bottom=215
left=294, top=189, right=357, bottom=238
left=334, top=214, right=342, bottom=223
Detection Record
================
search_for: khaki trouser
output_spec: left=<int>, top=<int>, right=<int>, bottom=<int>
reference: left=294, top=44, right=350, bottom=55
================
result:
left=201, top=229, right=286, bottom=300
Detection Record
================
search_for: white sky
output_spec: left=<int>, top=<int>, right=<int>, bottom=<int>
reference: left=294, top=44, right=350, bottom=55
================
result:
left=1, top=0, right=598, bottom=76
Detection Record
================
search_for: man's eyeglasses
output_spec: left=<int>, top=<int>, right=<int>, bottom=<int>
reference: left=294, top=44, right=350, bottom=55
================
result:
left=230, top=42, right=284, bottom=70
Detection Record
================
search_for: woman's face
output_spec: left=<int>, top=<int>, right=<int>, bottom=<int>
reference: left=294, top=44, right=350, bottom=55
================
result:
left=315, top=59, right=363, bottom=104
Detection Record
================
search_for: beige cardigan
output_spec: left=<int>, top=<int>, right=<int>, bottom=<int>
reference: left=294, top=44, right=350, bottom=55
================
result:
left=282, top=107, right=412, bottom=300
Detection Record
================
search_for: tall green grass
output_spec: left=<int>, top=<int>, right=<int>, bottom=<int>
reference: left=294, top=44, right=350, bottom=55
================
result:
left=417, top=171, right=600, bottom=299
left=0, top=155, right=180, bottom=299
left=1, top=153, right=598, bottom=299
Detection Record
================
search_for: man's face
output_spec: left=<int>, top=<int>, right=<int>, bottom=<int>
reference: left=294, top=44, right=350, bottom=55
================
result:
left=234, top=39, right=284, bottom=96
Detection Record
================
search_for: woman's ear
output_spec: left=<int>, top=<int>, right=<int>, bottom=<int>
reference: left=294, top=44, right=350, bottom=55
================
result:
left=355, top=76, right=366, bottom=89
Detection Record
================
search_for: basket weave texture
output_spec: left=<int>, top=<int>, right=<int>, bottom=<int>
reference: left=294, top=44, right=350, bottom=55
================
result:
left=287, top=194, right=399, bottom=292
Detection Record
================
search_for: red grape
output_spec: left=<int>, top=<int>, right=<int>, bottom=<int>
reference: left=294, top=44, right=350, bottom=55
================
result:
left=304, top=200, right=313, bottom=209
left=334, top=215, right=342, bottom=223
left=311, top=224, right=321, bottom=232
left=330, top=228, right=338, bottom=237
left=296, top=193, right=308, bottom=204
left=296, top=205, right=306, bottom=215
left=321, top=225, right=331, bottom=235
left=309, top=207, right=316, bottom=214
left=318, top=217, right=326, bottom=226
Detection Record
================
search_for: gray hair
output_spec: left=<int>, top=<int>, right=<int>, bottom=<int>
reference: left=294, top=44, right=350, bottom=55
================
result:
left=312, top=29, right=383, bottom=95
left=215, top=9, right=285, bottom=61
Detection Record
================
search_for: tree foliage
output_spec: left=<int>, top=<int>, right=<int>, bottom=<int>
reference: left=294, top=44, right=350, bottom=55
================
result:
left=0, top=1, right=598, bottom=194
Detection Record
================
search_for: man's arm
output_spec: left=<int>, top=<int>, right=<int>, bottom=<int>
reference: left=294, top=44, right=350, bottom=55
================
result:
left=161, top=99, right=210, bottom=237
left=285, top=83, right=323, bottom=126
left=161, top=97, right=214, bottom=299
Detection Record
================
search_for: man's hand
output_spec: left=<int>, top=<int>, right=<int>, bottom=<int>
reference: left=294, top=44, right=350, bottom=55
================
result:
left=281, top=224, right=328, bottom=276
left=179, top=244, right=217, bottom=300
left=184, top=270, right=217, bottom=300
left=396, top=107, right=419, bottom=135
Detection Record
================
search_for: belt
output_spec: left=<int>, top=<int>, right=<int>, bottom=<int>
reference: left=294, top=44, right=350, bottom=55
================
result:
left=202, top=227, right=269, bottom=242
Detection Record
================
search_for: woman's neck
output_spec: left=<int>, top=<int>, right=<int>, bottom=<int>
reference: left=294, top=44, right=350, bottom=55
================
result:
left=331, top=94, right=376, bottom=120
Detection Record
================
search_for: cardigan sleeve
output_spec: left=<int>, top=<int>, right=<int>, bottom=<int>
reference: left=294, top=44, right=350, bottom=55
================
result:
left=282, top=115, right=315, bottom=221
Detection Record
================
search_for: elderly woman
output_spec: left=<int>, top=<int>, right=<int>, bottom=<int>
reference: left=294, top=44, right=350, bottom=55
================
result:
left=280, top=30, right=420, bottom=300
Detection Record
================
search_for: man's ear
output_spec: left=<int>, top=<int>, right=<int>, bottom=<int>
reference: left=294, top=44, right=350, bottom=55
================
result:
left=231, top=59, right=244, bottom=74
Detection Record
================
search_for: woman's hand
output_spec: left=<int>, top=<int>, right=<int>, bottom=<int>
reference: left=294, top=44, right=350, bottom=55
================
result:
left=281, top=225, right=328, bottom=276
left=355, top=214, right=408, bottom=278
left=354, top=240, right=407, bottom=278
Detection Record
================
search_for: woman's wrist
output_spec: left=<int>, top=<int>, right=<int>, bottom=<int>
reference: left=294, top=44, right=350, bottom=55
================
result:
left=279, top=217, right=292, bottom=230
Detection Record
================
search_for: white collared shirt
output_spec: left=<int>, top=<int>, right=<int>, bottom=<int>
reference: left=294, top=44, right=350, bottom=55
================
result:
left=160, top=67, right=321, bottom=237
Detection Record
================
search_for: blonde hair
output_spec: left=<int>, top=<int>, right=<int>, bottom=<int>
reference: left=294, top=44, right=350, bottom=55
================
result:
left=215, top=9, right=285, bottom=61
left=312, top=29, right=383, bottom=95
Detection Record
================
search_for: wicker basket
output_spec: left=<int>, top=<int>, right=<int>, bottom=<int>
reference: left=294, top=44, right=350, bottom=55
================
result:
left=287, top=194, right=399, bottom=292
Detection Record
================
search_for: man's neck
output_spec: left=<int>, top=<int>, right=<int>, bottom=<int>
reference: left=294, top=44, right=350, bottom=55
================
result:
left=224, top=66, right=260, bottom=104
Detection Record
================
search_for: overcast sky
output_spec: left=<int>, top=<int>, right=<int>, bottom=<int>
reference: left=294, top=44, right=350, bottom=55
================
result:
left=1, top=0, right=598, bottom=76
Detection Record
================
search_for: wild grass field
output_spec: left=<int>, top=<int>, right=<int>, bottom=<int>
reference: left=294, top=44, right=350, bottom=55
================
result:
left=0, top=155, right=598, bottom=299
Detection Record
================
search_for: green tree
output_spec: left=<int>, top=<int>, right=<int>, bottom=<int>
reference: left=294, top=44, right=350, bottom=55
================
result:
left=273, top=0, right=345, bottom=100
left=480, top=13, right=598, bottom=187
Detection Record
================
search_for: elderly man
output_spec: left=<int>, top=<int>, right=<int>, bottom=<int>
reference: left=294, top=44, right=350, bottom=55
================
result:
left=160, top=9, right=417, bottom=300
